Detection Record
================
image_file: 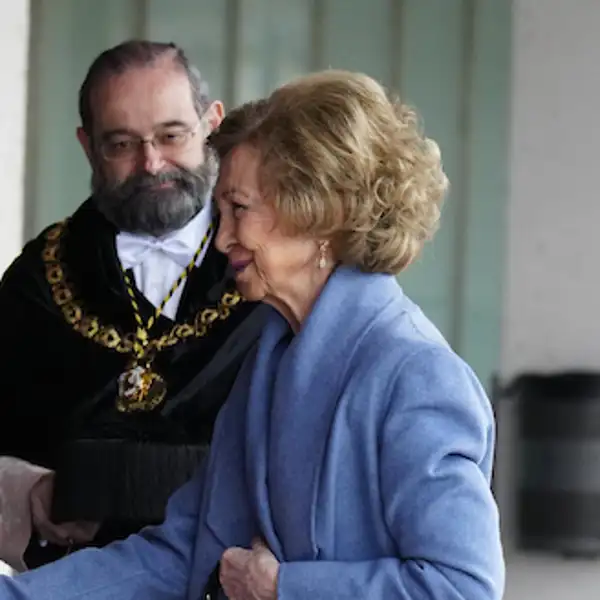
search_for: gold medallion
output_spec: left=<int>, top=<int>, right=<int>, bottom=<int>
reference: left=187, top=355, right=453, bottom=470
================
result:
left=116, top=363, right=167, bottom=412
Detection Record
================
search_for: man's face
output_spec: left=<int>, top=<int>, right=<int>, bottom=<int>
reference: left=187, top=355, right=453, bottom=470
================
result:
left=78, top=61, right=223, bottom=236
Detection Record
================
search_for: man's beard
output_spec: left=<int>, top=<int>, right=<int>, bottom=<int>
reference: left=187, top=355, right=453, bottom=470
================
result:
left=91, top=147, right=219, bottom=237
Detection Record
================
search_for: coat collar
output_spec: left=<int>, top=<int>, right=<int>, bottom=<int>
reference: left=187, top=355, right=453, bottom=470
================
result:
left=244, top=267, right=403, bottom=560
left=199, top=267, right=404, bottom=563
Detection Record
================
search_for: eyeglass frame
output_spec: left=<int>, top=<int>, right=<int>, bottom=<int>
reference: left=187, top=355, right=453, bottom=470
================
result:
left=96, top=119, right=207, bottom=162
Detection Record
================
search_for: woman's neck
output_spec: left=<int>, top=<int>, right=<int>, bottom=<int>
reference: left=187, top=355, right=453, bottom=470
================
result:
left=263, top=267, right=334, bottom=333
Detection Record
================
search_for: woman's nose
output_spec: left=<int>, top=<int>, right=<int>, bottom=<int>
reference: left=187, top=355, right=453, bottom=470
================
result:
left=215, top=212, right=234, bottom=255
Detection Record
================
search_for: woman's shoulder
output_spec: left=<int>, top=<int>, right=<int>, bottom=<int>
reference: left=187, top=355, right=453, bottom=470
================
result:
left=357, top=291, right=452, bottom=369
left=355, top=294, right=491, bottom=416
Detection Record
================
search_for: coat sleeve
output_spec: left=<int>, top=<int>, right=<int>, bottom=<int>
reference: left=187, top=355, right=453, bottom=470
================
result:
left=277, top=347, right=505, bottom=600
left=0, top=460, right=206, bottom=600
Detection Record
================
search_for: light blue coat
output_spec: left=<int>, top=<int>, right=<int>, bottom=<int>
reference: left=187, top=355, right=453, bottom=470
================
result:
left=0, top=267, right=505, bottom=599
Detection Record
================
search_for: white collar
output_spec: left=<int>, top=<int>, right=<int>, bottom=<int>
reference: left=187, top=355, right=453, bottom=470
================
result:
left=116, top=201, right=213, bottom=270
left=157, top=200, right=213, bottom=252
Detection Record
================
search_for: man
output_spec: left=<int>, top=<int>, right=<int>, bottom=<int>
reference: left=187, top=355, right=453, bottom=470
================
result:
left=0, top=40, right=263, bottom=571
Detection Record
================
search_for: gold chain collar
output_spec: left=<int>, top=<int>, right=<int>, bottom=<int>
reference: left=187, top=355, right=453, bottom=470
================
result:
left=42, top=220, right=244, bottom=410
left=42, top=220, right=244, bottom=354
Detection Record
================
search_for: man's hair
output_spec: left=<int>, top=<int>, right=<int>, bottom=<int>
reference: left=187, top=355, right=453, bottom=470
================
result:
left=79, top=39, right=211, bottom=135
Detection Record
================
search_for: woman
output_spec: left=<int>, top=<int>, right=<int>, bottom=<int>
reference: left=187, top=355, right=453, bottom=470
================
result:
left=0, top=71, right=504, bottom=600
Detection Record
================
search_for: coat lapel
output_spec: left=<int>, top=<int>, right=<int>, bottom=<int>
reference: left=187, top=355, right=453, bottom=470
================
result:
left=200, top=354, right=258, bottom=549
left=252, top=268, right=402, bottom=561
left=244, top=312, right=291, bottom=561
left=187, top=268, right=401, bottom=596
left=196, top=268, right=401, bottom=565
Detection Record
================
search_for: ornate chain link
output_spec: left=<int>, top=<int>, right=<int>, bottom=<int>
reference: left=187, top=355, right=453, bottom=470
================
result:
left=42, top=220, right=244, bottom=356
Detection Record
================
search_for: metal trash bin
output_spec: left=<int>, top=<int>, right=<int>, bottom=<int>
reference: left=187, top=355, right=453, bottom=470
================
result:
left=501, top=371, right=600, bottom=558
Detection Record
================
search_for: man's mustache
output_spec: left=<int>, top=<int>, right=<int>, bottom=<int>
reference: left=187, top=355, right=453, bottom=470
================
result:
left=114, top=168, right=197, bottom=196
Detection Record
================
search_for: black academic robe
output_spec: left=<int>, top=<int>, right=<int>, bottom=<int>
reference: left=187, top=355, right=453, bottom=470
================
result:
left=0, top=199, right=265, bottom=567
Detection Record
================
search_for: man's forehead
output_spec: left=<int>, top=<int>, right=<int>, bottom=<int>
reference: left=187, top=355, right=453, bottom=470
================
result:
left=91, top=65, right=197, bottom=132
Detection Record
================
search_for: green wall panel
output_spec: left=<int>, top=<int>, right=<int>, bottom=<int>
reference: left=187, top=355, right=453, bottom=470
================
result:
left=460, top=0, right=512, bottom=383
left=395, top=0, right=466, bottom=339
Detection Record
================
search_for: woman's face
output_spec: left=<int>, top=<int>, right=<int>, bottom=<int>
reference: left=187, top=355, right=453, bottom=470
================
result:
left=215, top=144, right=327, bottom=323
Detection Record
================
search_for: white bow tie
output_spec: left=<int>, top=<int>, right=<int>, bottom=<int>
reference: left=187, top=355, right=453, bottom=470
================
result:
left=116, top=232, right=196, bottom=270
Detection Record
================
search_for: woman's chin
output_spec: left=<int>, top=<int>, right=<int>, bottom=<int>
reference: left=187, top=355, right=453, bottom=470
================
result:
left=234, top=277, right=262, bottom=302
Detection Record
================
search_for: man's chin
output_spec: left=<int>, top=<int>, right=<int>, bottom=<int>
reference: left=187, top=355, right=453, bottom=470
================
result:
left=95, top=194, right=202, bottom=236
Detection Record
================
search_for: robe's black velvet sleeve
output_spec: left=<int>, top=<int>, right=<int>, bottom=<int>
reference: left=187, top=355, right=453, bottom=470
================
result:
left=0, top=232, right=83, bottom=468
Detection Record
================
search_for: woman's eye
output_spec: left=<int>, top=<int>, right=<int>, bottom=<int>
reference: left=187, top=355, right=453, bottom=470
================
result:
left=232, top=202, right=248, bottom=216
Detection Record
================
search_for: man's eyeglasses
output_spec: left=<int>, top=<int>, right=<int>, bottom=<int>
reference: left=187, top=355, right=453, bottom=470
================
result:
left=99, top=123, right=202, bottom=162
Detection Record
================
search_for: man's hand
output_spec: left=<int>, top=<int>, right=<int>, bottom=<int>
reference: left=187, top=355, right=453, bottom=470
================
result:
left=220, top=538, right=279, bottom=600
left=30, top=472, right=100, bottom=547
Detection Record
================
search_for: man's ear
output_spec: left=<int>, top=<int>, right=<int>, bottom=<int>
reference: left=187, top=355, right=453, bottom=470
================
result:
left=204, top=101, right=225, bottom=133
left=76, top=127, right=93, bottom=164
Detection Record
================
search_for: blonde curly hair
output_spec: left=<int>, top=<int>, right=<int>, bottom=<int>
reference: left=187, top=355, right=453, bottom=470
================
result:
left=212, top=70, right=448, bottom=275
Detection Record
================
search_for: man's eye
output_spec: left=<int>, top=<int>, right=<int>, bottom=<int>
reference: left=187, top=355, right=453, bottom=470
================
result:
left=159, top=132, right=187, bottom=146
left=111, top=140, right=135, bottom=150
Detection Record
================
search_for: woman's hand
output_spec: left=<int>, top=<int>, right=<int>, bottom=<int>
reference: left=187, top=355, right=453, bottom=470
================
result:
left=220, top=538, right=279, bottom=600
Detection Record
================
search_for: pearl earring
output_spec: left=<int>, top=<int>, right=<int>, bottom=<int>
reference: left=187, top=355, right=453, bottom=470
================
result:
left=318, top=244, right=328, bottom=269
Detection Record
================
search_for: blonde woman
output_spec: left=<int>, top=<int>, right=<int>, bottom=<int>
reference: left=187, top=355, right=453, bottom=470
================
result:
left=0, top=71, right=504, bottom=600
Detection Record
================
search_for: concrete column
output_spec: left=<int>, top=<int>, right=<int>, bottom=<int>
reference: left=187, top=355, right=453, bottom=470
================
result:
left=0, top=1, right=29, bottom=273
left=503, top=0, right=600, bottom=376
left=500, top=1, right=600, bottom=598
left=0, top=0, right=28, bottom=576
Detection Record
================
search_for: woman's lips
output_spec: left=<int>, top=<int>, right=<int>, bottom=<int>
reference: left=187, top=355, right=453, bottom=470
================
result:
left=230, top=260, right=251, bottom=273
